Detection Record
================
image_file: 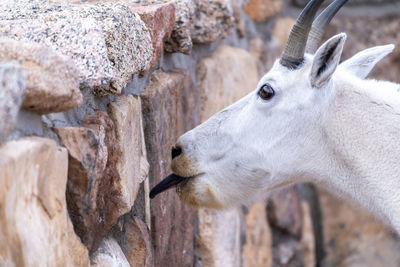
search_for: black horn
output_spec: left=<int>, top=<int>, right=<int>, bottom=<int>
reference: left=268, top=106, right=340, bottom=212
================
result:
left=306, top=0, right=349, bottom=54
left=280, top=0, right=325, bottom=69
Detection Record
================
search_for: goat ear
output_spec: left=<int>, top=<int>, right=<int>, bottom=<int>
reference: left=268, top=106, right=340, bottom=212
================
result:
left=338, top=44, right=394, bottom=79
left=310, top=33, right=346, bottom=88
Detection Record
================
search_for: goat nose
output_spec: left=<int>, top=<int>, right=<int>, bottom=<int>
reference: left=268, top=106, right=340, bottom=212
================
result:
left=171, top=145, right=183, bottom=159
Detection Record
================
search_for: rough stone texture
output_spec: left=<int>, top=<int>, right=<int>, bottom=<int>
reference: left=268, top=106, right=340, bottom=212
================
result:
left=197, top=45, right=259, bottom=121
left=91, top=237, right=130, bottom=267
left=0, top=2, right=153, bottom=95
left=109, top=95, right=150, bottom=216
left=0, top=61, right=26, bottom=145
left=318, top=188, right=400, bottom=267
left=242, top=202, right=273, bottom=267
left=328, top=16, right=400, bottom=83
left=54, top=111, right=120, bottom=254
left=197, top=208, right=242, bottom=267
left=267, top=187, right=303, bottom=236
left=129, top=2, right=176, bottom=71
left=196, top=45, right=259, bottom=266
left=191, top=0, right=235, bottom=44
left=0, top=38, right=82, bottom=114
left=141, top=69, right=197, bottom=267
left=0, top=137, right=89, bottom=267
left=112, top=214, right=153, bottom=267
left=272, top=17, right=295, bottom=54
left=243, top=0, right=283, bottom=23
left=0, top=17, right=113, bottom=92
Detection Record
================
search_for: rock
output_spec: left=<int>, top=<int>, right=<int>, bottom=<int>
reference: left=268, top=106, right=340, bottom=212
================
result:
left=109, top=95, right=150, bottom=216
left=91, top=237, right=130, bottom=267
left=0, top=2, right=154, bottom=95
left=112, top=214, right=153, bottom=267
left=0, top=17, right=114, bottom=93
left=191, top=0, right=235, bottom=44
left=54, top=111, right=120, bottom=253
left=0, top=61, right=26, bottom=144
left=0, top=38, right=82, bottom=114
left=0, top=137, right=89, bottom=266
left=267, top=186, right=303, bottom=236
left=141, top=69, right=197, bottom=267
left=129, top=2, right=176, bottom=71
left=243, top=0, right=283, bottom=23
left=328, top=15, right=400, bottom=83
left=163, top=0, right=196, bottom=55
left=272, top=17, right=295, bottom=53
left=197, top=45, right=259, bottom=121
left=318, top=188, right=400, bottom=267
left=196, top=46, right=258, bottom=267
left=197, top=208, right=242, bottom=267
left=300, top=201, right=316, bottom=267
left=242, top=202, right=273, bottom=267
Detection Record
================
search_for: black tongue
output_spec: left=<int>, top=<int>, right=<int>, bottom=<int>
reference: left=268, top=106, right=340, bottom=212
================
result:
left=149, top=174, right=186, bottom=199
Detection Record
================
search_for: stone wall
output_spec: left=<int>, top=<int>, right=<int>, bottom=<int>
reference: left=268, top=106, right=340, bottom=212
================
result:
left=0, top=0, right=399, bottom=266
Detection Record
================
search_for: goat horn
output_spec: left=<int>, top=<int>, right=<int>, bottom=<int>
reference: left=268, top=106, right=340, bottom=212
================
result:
left=306, top=0, right=349, bottom=54
left=280, top=0, right=325, bottom=69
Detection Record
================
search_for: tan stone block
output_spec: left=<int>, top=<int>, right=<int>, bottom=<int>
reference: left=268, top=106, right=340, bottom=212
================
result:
left=0, top=137, right=89, bottom=266
left=109, top=95, right=150, bottom=216
left=113, top=215, right=153, bottom=267
left=197, top=208, right=242, bottom=267
left=242, top=202, right=273, bottom=267
left=300, top=201, right=315, bottom=267
left=141, top=69, right=197, bottom=266
left=129, top=2, right=176, bottom=71
left=197, top=45, right=259, bottom=121
left=243, top=0, right=283, bottom=23
left=272, top=17, right=295, bottom=53
left=55, top=111, right=120, bottom=253
left=318, top=188, right=400, bottom=266
left=0, top=61, right=26, bottom=145
left=91, top=237, right=129, bottom=267
left=0, top=38, right=82, bottom=114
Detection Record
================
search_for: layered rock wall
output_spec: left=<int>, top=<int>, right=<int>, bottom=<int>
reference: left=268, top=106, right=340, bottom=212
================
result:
left=0, top=0, right=399, bottom=266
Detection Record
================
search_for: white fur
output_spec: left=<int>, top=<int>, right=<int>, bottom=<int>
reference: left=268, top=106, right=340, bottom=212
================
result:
left=174, top=33, right=400, bottom=232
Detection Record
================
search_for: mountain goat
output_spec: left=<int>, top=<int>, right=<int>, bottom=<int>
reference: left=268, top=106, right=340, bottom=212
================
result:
left=150, top=0, right=400, bottom=233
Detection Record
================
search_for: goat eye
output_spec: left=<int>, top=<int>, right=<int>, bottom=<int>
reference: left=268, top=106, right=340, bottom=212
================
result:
left=258, top=84, right=275, bottom=100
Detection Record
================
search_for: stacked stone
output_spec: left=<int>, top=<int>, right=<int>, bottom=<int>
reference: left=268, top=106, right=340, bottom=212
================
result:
left=0, top=0, right=400, bottom=266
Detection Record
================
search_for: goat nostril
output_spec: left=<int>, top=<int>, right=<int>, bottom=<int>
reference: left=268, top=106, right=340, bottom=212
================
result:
left=171, top=145, right=182, bottom=159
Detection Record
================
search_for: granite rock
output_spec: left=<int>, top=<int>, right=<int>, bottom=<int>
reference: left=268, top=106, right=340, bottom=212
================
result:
left=0, top=61, right=26, bottom=144
left=0, top=17, right=114, bottom=93
left=129, top=2, right=176, bottom=71
left=0, top=137, right=90, bottom=266
left=0, top=38, right=82, bottom=114
left=191, top=0, right=235, bottom=44
left=242, top=202, right=273, bottom=267
left=109, top=95, right=150, bottom=216
left=141, top=69, right=197, bottom=267
left=0, top=2, right=153, bottom=95
left=91, top=237, right=130, bottom=267
left=55, top=111, right=120, bottom=254
left=243, top=0, right=283, bottom=23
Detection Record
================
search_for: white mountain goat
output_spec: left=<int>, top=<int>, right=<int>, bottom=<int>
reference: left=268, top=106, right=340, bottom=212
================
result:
left=150, top=0, right=400, bottom=233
